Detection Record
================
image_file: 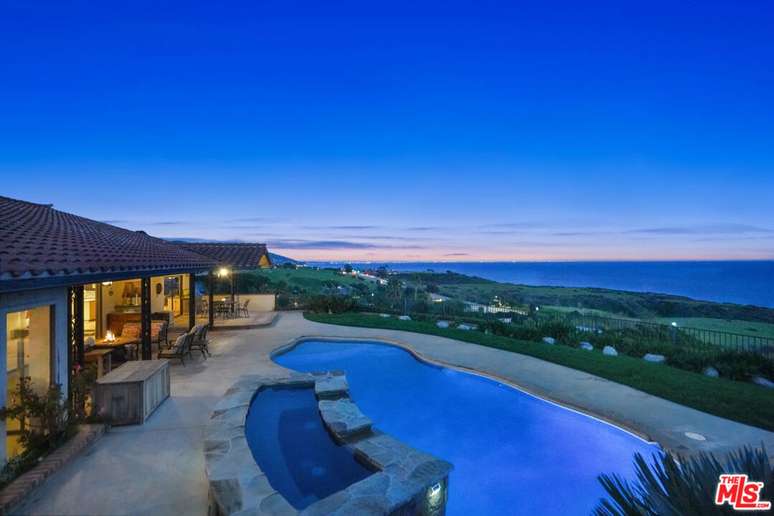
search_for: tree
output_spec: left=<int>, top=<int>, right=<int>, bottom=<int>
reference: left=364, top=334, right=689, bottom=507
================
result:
left=386, top=278, right=403, bottom=309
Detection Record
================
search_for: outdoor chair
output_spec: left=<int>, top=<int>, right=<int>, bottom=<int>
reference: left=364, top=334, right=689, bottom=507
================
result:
left=239, top=299, right=250, bottom=318
left=151, top=320, right=169, bottom=347
left=189, top=324, right=211, bottom=358
left=158, top=331, right=194, bottom=365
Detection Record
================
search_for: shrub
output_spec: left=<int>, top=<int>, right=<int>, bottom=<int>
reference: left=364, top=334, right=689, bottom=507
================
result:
left=0, top=378, right=76, bottom=488
left=713, top=351, right=774, bottom=381
left=595, top=446, right=772, bottom=516
left=308, top=295, right=356, bottom=314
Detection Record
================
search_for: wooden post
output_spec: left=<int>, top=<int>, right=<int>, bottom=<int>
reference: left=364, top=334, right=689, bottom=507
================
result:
left=208, top=270, right=215, bottom=329
left=188, top=273, right=196, bottom=330
left=141, top=277, right=152, bottom=360
left=230, top=273, right=235, bottom=316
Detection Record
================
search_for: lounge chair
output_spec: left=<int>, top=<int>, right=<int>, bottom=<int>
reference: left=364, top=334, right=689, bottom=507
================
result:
left=189, top=324, right=211, bottom=358
left=158, top=332, right=193, bottom=365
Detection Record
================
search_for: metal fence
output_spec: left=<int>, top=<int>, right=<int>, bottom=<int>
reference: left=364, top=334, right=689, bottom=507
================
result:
left=547, top=312, right=774, bottom=360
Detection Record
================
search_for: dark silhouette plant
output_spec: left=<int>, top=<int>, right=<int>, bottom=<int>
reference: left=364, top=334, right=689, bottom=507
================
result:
left=595, top=446, right=772, bottom=515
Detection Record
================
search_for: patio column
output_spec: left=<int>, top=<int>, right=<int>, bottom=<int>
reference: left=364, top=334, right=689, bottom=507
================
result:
left=208, top=270, right=215, bottom=329
left=188, top=273, right=196, bottom=330
left=230, top=273, right=235, bottom=309
left=68, top=285, right=85, bottom=370
left=141, top=277, right=152, bottom=360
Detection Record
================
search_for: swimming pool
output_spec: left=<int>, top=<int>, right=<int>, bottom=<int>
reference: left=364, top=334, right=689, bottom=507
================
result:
left=275, top=339, right=661, bottom=515
left=244, top=386, right=373, bottom=509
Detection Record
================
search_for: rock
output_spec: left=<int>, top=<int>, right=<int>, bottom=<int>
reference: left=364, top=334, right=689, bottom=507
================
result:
left=580, top=341, right=594, bottom=351
left=379, top=313, right=390, bottom=318
left=703, top=366, right=719, bottom=378
left=752, top=376, right=774, bottom=389
left=436, top=320, right=450, bottom=329
left=643, top=353, right=666, bottom=363
left=398, top=315, right=411, bottom=321
left=318, top=398, right=372, bottom=438
left=457, top=323, right=477, bottom=331
left=315, top=374, right=349, bottom=399
left=603, top=345, right=618, bottom=356
left=542, top=337, right=556, bottom=345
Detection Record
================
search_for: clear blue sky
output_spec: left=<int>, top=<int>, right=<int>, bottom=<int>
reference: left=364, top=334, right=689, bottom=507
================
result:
left=2, top=1, right=773, bottom=261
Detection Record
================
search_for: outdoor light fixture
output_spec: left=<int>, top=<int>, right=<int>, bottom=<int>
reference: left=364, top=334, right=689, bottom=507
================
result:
left=101, top=281, right=112, bottom=286
left=671, top=321, right=678, bottom=327
left=217, top=267, right=230, bottom=278
left=426, top=481, right=444, bottom=510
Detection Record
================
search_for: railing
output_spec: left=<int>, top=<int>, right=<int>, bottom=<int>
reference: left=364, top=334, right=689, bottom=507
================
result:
left=545, top=312, right=774, bottom=360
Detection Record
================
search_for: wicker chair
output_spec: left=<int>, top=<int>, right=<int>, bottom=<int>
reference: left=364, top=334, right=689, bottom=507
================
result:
left=238, top=299, right=250, bottom=318
left=158, top=332, right=193, bottom=365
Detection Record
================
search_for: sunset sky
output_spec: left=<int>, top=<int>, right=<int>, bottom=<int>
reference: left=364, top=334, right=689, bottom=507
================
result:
left=2, top=1, right=773, bottom=262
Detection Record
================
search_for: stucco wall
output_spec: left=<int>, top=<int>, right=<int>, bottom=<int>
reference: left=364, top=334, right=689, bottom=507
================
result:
left=235, top=294, right=275, bottom=312
left=0, top=286, right=69, bottom=464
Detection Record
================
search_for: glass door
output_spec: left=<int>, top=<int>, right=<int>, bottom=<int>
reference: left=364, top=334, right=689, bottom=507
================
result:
left=5, top=306, right=53, bottom=459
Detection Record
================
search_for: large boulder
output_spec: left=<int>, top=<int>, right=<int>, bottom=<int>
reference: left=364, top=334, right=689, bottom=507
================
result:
left=436, top=320, right=450, bottom=329
left=379, top=313, right=391, bottom=318
left=542, top=337, right=556, bottom=345
left=752, top=376, right=774, bottom=389
left=643, top=353, right=666, bottom=364
left=603, top=345, right=618, bottom=356
left=398, top=315, right=411, bottom=321
left=457, top=323, right=478, bottom=331
left=703, top=366, right=720, bottom=378
left=579, top=341, right=594, bottom=351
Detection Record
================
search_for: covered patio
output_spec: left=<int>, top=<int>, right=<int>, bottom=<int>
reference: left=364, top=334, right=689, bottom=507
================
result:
left=172, top=242, right=275, bottom=331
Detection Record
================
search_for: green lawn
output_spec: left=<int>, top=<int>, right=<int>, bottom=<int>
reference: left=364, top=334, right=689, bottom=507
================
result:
left=248, top=267, right=369, bottom=294
left=654, top=317, right=774, bottom=339
left=304, top=312, right=774, bottom=431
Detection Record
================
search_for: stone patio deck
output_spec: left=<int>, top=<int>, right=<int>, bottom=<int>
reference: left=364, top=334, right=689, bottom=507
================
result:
left=14, top=311, right=774, bottom=515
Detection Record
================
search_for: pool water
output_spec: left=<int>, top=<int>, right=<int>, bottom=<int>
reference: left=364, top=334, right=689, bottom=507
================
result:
left=275, top=340, right=661, bottom=515
left=244, top=386, right=373, bottom=509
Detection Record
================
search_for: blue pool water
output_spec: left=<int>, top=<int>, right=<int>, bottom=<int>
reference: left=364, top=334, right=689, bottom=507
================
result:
left=244, top=387, right=373, bottom=509
left=275, top=340, right=661, bottom=515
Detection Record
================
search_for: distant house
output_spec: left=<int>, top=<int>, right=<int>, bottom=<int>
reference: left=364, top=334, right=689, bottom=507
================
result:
left=0, top=196, right=273, bottom=465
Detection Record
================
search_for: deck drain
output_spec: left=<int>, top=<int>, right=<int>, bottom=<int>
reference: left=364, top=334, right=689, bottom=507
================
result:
left=684, top=432, right=706, bottom=441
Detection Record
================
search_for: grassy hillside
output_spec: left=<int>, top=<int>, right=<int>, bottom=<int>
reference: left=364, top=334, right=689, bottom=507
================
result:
left=252, top=267, right=367, bottom=293
left=305, top=312, right=774, bottom=431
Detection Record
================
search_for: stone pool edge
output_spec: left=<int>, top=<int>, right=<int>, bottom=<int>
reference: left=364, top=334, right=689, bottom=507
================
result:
left=204, top=371, right=453, bottom=516
left=271, top=335, right=660, bottom=448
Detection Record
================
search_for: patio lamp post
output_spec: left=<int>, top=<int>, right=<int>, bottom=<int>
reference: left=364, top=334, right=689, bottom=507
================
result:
left=216, top=267, right=233, bottom=317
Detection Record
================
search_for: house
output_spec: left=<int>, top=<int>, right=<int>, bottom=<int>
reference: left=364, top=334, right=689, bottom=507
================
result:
left=0, top=196, right=271, bottom=464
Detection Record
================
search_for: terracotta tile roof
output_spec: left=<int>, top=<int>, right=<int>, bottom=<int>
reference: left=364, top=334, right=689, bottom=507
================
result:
left=174, top=242, right=272, bottom=269
left=0, top=196, right=216, bottom=285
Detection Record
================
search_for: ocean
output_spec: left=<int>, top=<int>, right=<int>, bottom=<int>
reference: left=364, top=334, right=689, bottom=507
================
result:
left=309, top=261, right=774, bottom=308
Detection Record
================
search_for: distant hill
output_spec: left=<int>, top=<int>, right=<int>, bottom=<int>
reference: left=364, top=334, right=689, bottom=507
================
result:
left=269, top=252, right=298, bottom=265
